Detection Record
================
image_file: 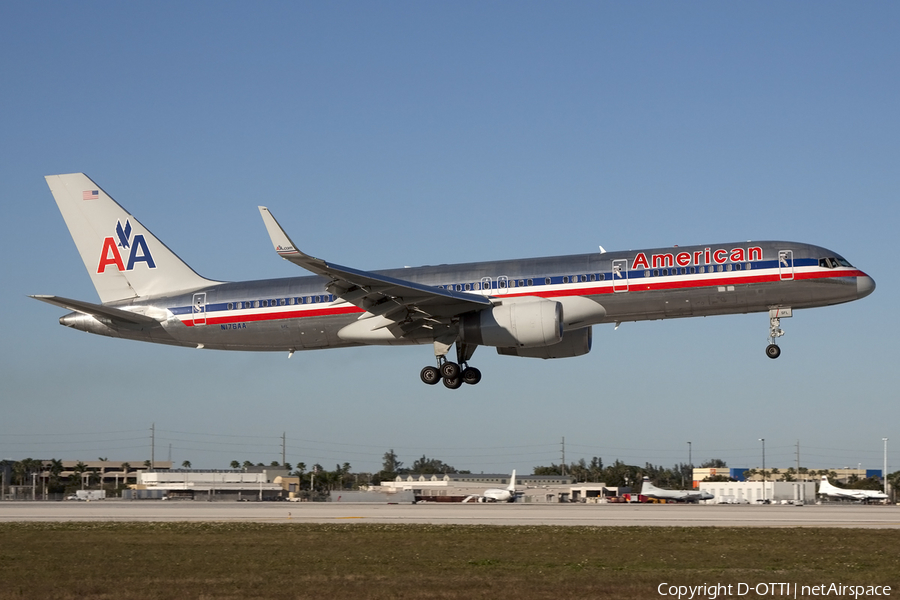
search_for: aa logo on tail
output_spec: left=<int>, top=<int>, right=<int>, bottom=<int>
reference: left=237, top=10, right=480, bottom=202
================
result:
left=97, top=219, right=156, bottom=273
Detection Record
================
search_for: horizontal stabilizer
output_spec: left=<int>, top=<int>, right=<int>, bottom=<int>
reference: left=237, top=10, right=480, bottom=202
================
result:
left=30, top=295, right=159, bottom=325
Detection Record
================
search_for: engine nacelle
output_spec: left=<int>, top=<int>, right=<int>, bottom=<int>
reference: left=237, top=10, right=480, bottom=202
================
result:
left=497, top=326, right=592, bottom=359
left=460, top=298, right=563, bottom=348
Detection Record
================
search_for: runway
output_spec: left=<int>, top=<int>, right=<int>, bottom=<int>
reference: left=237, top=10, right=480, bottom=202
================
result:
left=1, top=501, right=899, bottom=527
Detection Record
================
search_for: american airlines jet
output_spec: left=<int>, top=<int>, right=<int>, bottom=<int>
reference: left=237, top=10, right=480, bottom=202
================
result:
left=34, top=173, right=875, bottom=389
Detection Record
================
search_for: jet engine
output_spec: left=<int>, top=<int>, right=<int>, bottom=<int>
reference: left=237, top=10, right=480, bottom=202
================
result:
left=460, top=298, right=563, bottom=348
left=497, top=326, right=592, bottom=359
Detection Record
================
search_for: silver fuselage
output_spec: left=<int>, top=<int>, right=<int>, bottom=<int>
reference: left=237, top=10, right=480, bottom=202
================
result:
left=60, top=240, right=874, bottom=354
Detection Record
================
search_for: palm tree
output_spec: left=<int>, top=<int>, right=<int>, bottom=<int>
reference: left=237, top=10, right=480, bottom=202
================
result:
left=182, top=460, right=192, bottom=469
left=230, top=461, right=240, bottom=470
left=73, top=461, right=88, bottom=490
left=49, top=459, right=64, bottom=492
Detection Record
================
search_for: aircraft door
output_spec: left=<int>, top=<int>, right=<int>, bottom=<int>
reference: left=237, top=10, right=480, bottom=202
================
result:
left=612, top=259, right=629, bottom=292
left=779, top=250, right=794, bottom=280
left=497, top=276, right=509, bottom=295
left=481, top=277, right=492, bottom=297
left=192, top=292, right=207, bottom=326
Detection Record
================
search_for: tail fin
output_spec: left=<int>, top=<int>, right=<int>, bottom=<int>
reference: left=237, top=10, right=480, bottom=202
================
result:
left=45, top=173, right=219, bottom=303
left=507, top=470, right=517, bottom=492
left=640, top=476, right=658, bottom=493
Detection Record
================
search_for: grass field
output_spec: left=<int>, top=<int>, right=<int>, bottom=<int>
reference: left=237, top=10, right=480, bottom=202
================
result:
left=0, top=523, right=898, bottom=599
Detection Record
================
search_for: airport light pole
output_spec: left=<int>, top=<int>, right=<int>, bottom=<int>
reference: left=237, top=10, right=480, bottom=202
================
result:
left=687, top=441, right=692, bottom=489
left=759, top=438, right=766, bottom=502
left=884, top=438, right=889, bottom=496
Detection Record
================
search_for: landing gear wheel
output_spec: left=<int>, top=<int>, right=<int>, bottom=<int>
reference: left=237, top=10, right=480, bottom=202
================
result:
left=461, top=367, right=482, bottom=385
left=765, top=344, right=781, bottom=359
left=420, top=366, right=441, bottom=385
left=443, top=377, right=463, bottom=390
left=440, top=361, right=460, bottom=380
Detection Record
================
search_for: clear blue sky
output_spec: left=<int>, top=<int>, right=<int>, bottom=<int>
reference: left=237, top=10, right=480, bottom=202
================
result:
left=1, top=2, right=897, bottom=475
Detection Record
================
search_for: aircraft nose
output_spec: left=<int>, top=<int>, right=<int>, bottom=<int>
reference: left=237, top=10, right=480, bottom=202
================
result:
left=857, top=275, right=875, bottom=299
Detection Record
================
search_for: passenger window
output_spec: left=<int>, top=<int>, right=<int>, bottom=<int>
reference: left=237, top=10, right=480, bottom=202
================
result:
left=464, top=283, right=471, bottom=291
left=545, top=278, right=551, bottom=285
left=527, top=279, right=533, bottom=286
left=280, top=298, right=286, bottom=306
left=518, top=280, right=525, bottom=287
left=253, top=300, right=259, bottom=308
left=227, top=303, right=233, bottom=310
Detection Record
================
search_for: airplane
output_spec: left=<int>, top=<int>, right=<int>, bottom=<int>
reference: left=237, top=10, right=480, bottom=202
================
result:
left=463, top=471, right=518, bottom=502
left=817, top=475, right=888, bottom=502
left=33, top=173, right=876, bottom=389
left=639, top=476, right=714, bottom=503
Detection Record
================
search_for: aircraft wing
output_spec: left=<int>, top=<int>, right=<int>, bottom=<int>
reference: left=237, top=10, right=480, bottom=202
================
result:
left=30, top=295, right=160, bottom=325
left=258, top=207, right=492, bottom=327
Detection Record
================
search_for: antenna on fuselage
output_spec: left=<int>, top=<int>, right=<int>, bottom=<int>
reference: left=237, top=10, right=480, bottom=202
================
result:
left=598, top=245, right=607, bottom=254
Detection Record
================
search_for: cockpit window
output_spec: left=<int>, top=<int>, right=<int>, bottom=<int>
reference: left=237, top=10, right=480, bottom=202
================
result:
left=819, top=257, right=854, bottom=269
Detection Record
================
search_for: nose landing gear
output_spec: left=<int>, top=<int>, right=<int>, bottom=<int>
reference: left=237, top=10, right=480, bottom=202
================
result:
left=766, top=307, right=791, bottom=359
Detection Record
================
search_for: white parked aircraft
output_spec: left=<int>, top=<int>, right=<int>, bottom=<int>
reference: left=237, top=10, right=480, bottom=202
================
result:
left=463, top=471, right=518, bottom=503
left=34, top=173, right=876, bottom=388
left=817, top=475, right=888, bottom=502
left=639, top=477, right=714, bottom=503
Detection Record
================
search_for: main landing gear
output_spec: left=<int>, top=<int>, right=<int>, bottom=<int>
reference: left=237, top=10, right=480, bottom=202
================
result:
left=420, top=361, right=482, bottom=389
left=765, top=307, right=791, bottom=360
left=420, top=339, right=482, bottom=389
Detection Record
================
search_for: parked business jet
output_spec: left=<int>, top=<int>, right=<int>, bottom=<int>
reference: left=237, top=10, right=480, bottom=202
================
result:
left=34, top=173, right=875, bottom=388
left=463, top=471, right=518, bottom=503
left=639, top=477, right=714, bottom=503
left=817, top=476, right=888, bottom=502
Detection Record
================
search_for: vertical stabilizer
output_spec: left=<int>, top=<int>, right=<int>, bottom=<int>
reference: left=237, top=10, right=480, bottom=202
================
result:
left=507, top=470, right=517, bottom=492
left=45, top=173, right=220, bottom=303
left=818, top=475, right=835, bottom=493
left=641, top=476, right=659, bottom=493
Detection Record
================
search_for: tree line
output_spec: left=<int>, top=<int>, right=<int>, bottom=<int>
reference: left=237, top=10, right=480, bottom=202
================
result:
left=5, top=454, right=898, bottom=500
